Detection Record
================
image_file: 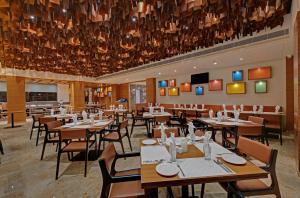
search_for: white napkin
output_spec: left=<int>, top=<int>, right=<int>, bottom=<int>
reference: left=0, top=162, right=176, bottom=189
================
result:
left=209, top=110, right=214, bottom=119
left=195, top=142, right=233, bottom=158
left=98, top=110, right=104, bottom=120
left=187, top=122, right=195, bottom=141
left=202, top=104, right=205, bottom=109
left=184, top=104, right=186, bottom=108
left=234, top=110, right=240, bottom=122
left=258, top=105, right=263, bottom=113
left=82, top=111, right=88, bottom=121
left=90, top=114, right=95, bottom=125
left=275, top=105, right=280, bottom=113
left=222, top=104, right=226, bottom=110
left=217, top=111, right=222, bottom=122
left=233, top=105, right=237, bottom=111
left=253, top=105, right=257, bottom=113
left=149, top=107, right=154, bottom=114
left=240, top=104, right=244, bottom=112
left=173, top=104, right=176, bottom=108
left=59, top=107, right=63, bottom=115
left=50, top=109, right=54, bottom=116
left=160, top=106, right=165, bottom=113
left=72, top=114, right=78, bottom=124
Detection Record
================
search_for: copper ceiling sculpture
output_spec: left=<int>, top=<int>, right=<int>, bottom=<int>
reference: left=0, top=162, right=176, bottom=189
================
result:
left=0, top=0, right=291, bottom=77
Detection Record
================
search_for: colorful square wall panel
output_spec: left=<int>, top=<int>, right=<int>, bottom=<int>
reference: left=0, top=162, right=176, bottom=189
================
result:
left=195, top=86, right=204, bottom=95
left=208, top=79, right=223, bottom=91
left=255, top=80, right=267, bottom=93
left=169, top=79, right=176, bottom=87
left=180, top=82, right=192, bottom=92
left=158, top=80, right=168, bottom=87
left=168, top=87, right=180, bottom=96
left=160, top=88, right=166, bottom=96
left=232, top=70, right=243, bottom=81
left=226, top=82, right=246, bottom=94
left=248, top=66, right=272, bottom=80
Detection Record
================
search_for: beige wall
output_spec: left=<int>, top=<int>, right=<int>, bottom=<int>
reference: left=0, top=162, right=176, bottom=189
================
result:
left=156, top=59, right=286, bottom=111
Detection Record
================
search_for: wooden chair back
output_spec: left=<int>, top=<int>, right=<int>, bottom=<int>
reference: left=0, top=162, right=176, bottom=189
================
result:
left=60, top=129, right=87, bottom=141
left=154, top=116, right=170, bottom=124
left=45, top=120, right=62, bottom=131
left=39, top=117, right=56, bottom=124
left=248, top=116, right=264, bottom=125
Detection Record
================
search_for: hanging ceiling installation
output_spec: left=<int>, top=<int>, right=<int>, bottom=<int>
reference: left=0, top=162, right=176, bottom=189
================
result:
left=0, top=0, right=291, bottom=77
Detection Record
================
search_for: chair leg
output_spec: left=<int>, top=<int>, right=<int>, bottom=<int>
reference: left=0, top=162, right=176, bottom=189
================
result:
left=0, top=139, right=4, bottom=155
left=55, top=152, right=61, bottom=180
left=167, top=187, right=174, bottom=198
left=84, top=149, right=88, bottom=177
left=40, top=136, right=47, bottom=160
left=30, top=124, right=34, bottom=140
left=120, top=140, right=125, bottom=154
left=130, top=120, right=135, bottom=137
left=280, top=130, right=283, bottom=145
left=201, top=184, right=205, bottom=198
left=127, top=135, right=133, bottom=151
left=36, top=126, right=41, bottom=146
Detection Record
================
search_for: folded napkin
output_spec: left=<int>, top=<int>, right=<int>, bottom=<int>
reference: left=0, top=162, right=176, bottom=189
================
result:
left=233, top=105, right=236, bottom=111
left=223, top=110, right=228, bottom=119
left=275, top=105, right=280, bottom=113
left=59, top=107, right=63, bottom=115
left=72, top=114, right=78, bottom=124
left=222, top=104, right=226, bottom=110
left=258, top=105, right=263, bottom=113
left=209, top=109, right=214, bottom=119
left=202, top=104, right=205, bottom=109
left=240, top=104, right=244, bottom=112
left=253, top=105, right=257, bottom=112
left=149, top=107, right=154, bottom=114
left=233, top=110, right=240, bottom=122
left=50, top=109, right=54, bottom=116
left=160, top=106, right=165, bottom=113
left=82, top=111, right=88, bottom=121
left=217, top=111, right=222, bottom=122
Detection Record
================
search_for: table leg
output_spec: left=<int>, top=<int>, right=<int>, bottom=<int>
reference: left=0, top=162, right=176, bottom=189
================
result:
left=11, top=113, right=14, bottom=128
left=182, top=185, right=189, bottom=197
left=145, top=187, right=158, bottom=198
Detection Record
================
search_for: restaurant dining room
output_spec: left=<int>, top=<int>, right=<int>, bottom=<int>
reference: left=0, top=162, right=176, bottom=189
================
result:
left=1, top=0, right=300, bottom=197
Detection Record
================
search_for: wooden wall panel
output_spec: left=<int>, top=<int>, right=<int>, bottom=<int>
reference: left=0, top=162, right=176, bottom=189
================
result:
left=111, top=84, right=119, bottom=104
left=286, top=56, right=294, bottom=130
left=146, top=78, right=156, bottom=104
left=119, top=83, right=129, bottom=99
left=6, top=76, right=26, bottom=123
left=296, top=11, right=300, bottom=175
left=70, top=81, right=85, bottom=111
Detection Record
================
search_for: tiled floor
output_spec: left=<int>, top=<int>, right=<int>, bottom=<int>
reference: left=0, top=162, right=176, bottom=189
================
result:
left=0, top=119, right=300, bottom=198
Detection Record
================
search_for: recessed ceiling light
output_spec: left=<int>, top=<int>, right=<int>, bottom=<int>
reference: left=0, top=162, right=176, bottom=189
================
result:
left=126, top=78, right=129, bottom=81
left=239, top=57, right=244, bottom=61
left=158, top=72, right=161, bottom=75
left=213, top=61, right=217, bottom=65
left=193, top=66, right=197, bottom=69
left=62, top=9, right=67, bottom=13
left=30, top=15, right=35, bottom=20
left=174, top=69, right=177, bottom=73
left=24, top=37, right=27, bottom=40
left=132, top=16, right=137, bottom=22
left=126, top=34, right=130, bottom=39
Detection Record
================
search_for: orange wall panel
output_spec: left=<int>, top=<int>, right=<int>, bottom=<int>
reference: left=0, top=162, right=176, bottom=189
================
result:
left=6, top=76, right=26, bottom=123
left=248, top=66, right=272, bottom=80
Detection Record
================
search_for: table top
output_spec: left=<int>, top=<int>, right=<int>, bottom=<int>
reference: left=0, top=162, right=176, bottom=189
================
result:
left=140, top=139, right=267, bottom=189
left=222, top=110, right=285, bottom=116
left=169, top=108, right=208, bottom=112
left=45, top=113, right=75, bottom=119
left=103, top=109, right=128, bottom=113
left=198, top=117, right=263, bottom=128
left=54, top=119, right=113, bottom=131
left=143, top=112, right=172, bottom=118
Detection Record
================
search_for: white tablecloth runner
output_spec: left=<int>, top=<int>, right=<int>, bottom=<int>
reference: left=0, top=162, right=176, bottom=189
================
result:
left=195, top=142, right=233, bottom=158
left=141, top=145, right=170, bottom=164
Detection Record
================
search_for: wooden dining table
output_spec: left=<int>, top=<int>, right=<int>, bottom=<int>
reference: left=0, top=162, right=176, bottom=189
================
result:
left=198, top=117, right=263, bottom=147
left=140, top=139, right=268, bottom=197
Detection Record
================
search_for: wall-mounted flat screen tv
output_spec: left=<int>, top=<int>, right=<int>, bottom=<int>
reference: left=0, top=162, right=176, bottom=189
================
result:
left=191, top=72, right=209, bottom=84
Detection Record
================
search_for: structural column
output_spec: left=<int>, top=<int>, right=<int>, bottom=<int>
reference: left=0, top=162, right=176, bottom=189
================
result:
left=146, top=78, right=156, bottom=104
left=70, top=81, right=85, bottom=111
left=6, top=76, right=26, bottom=123
left=286, top=56, right=294, bottom=131
left=296, top=11, right=300, bottom=175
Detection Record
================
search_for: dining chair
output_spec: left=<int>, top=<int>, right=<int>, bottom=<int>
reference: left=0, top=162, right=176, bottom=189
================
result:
left=30, top=114, right=43, bottom=140
left=170, top=111, right=187, bottom=134
left=261, top=114, right=283, bottom=145
left=55, top=128, right=97, bottom=179
left=40, top=120, right=62, bottom=160
left=99, top=119, right=132, bottom=154
left=225, top=116, right=267, bottom=149
left=224, top=137, right=281, bottom=198
left=153, top=115, right=170, bottom=127
left=99, top=143, right=143, bottom=198
left=36, top=117, right=57, bottom=146
left=152, top=127, right=180, bottom=138
left=130, top=110, right=147, bottom=137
